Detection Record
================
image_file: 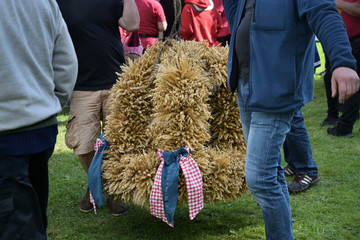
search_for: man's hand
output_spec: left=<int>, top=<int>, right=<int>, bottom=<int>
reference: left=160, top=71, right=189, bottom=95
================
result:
left=331, top=67, right=360, bottom=103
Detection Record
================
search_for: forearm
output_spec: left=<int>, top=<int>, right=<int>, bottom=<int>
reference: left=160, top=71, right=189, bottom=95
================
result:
left=336, top=0, right=360, bottom=17
left=119, top=0, right=140, bottom=32
left=157, top=21, right=167, bottom=32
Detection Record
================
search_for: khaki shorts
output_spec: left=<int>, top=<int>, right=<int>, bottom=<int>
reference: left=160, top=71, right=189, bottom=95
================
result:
left=65, top=90, right=112, bottom=155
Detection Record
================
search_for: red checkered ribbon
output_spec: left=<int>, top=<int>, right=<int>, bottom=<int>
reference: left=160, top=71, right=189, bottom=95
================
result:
left=179, top=148, right=204, bottom=220
left=89, top=191, right=97, bottom=214
left=150, top=147, right=204, bottom=227
left=94, top=138, right=104, bottom=153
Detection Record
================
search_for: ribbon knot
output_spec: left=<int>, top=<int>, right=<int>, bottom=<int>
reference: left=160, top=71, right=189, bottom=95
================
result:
left=150, top=146, right=204, bottom=227
left=88, top=133, right=109, bottom=214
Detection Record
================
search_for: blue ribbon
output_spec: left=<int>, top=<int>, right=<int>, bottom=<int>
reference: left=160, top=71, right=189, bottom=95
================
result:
left=161, top=147, right=189, bottom=225
left=88, top=133, right=109, bottom=207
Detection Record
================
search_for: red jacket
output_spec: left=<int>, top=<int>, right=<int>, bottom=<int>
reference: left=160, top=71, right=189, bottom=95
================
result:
left=180, top=0, right=221, bottom=46
left=213, top=0, right=230, bottom=38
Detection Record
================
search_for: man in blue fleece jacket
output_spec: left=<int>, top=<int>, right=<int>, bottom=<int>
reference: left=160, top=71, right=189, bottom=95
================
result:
left=223, top=0, right=360, bottom=239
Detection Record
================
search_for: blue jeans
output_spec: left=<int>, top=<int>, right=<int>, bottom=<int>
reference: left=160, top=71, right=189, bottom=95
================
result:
left=237, top=79, right=294, bottom=240
left=283, top=108, right=318, bottom=176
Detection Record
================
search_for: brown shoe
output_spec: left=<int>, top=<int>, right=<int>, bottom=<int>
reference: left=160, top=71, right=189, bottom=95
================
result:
left=106, top=198, right=128, bottom=216
left=80, top=188, right=93, bottom=212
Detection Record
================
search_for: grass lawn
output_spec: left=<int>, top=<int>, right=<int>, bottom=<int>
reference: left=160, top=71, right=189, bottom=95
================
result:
left=47, top=45, right=360, bottom=239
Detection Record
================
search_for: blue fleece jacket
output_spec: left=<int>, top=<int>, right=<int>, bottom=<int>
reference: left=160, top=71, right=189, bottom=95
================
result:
left=223, top=0, right=357, bottom=113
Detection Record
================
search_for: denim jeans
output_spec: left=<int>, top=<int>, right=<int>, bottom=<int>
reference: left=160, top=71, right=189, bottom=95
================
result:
left=283, top=108, right=318, bottom=176
left=237, top=79, right=295, bottom=240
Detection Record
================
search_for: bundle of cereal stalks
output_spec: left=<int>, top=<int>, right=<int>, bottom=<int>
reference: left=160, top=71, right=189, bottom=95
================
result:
left=102, top=40, right=247, bottom=207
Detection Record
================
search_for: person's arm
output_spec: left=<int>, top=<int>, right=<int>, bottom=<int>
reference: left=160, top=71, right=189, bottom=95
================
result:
left=180, top=5, right=194, bottom=40
left=300, top=1, right=360, bottom=103
left=119, top=0, right=140, bottom=32
left=156, top=2, right=167, bottom=32
left=157, top=21, right=168, bottom=32
left=326, top=1, right=360, bottom=102
left=53, top=20, right=78, bottom=108
left=335, top=0, right=360, bottom=17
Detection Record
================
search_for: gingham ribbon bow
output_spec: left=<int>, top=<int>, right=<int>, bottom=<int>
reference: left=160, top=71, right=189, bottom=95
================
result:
left=150, top=146, right=204, bottom=227
left=94, top=138, right=104, bottom=152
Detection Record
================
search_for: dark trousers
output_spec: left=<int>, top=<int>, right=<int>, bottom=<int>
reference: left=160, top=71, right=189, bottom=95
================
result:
left=217, top=34, right=231, bottom=47
left=0, top=147, right=54, bottom=240
left=283, top=108, right=318, bottom=176
left=323, top=36, right=360, bottom=132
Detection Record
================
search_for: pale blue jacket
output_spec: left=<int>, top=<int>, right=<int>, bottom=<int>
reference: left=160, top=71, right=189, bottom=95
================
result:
left=223, top=0, right=357, bottom=112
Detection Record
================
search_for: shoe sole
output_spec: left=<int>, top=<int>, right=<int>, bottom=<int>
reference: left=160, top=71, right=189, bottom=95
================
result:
left=111, top=209, right=129, bottom=216
left=320, top=122, right=337, bottom=127
left=320, top=120, right=339, bottom=127
left=343, top=133, right=354, bottom=138
left=80, top=207, right=94, bottom=213
left=289, top=176, right=320, bottom=193
left=328, top=132, right=354, bottom=138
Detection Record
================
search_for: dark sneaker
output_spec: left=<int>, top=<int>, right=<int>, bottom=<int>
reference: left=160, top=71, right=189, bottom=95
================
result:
left=327, top=126, right=354, bottom=138
left=80, top=188, right=93, bottom=212
left=284, top=165, right=295, bottom=177
left=107, top=198, right=128, bottom=216
left=320, top=116, right=339, bottom=127
left=288, top=174, right=320, bottom=193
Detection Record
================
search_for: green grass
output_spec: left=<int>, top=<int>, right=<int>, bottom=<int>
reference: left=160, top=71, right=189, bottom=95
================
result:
left=47, top=45, right=360, bottom=239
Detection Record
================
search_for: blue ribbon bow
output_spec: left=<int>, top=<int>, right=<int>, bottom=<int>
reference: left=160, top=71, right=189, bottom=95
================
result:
left=88, top=133, right=109, bottom=207
left=161, top=146, right=189, bottom=225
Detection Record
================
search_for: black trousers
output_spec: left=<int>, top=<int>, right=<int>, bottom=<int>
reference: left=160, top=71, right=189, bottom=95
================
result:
left=0, top=147, right=54, bottom=240
left=323, top=36, right=360, bottom=132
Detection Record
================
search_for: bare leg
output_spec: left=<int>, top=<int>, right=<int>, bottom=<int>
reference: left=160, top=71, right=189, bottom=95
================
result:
left=78, top=151, right=95, bottom=212
left=78, top=151, right=95, bottom=174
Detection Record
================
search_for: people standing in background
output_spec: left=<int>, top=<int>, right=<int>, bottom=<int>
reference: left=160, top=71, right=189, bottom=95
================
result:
left=324, top=0, right=360, bottom=138
left=213, top=0, right=231, bottom=46
left=56, top=0, right=139, bottom=215
left=135, top=0, right=167, bottom=50
left=223, top=0, right=360, bottom=238
left=0, top=0, right=77, bottom=238
left=180, top=0, right=222, bottom=46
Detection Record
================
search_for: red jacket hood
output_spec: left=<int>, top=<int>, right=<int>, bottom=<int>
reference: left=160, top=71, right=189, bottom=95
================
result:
left=185, top=0, right=212, bottom=9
